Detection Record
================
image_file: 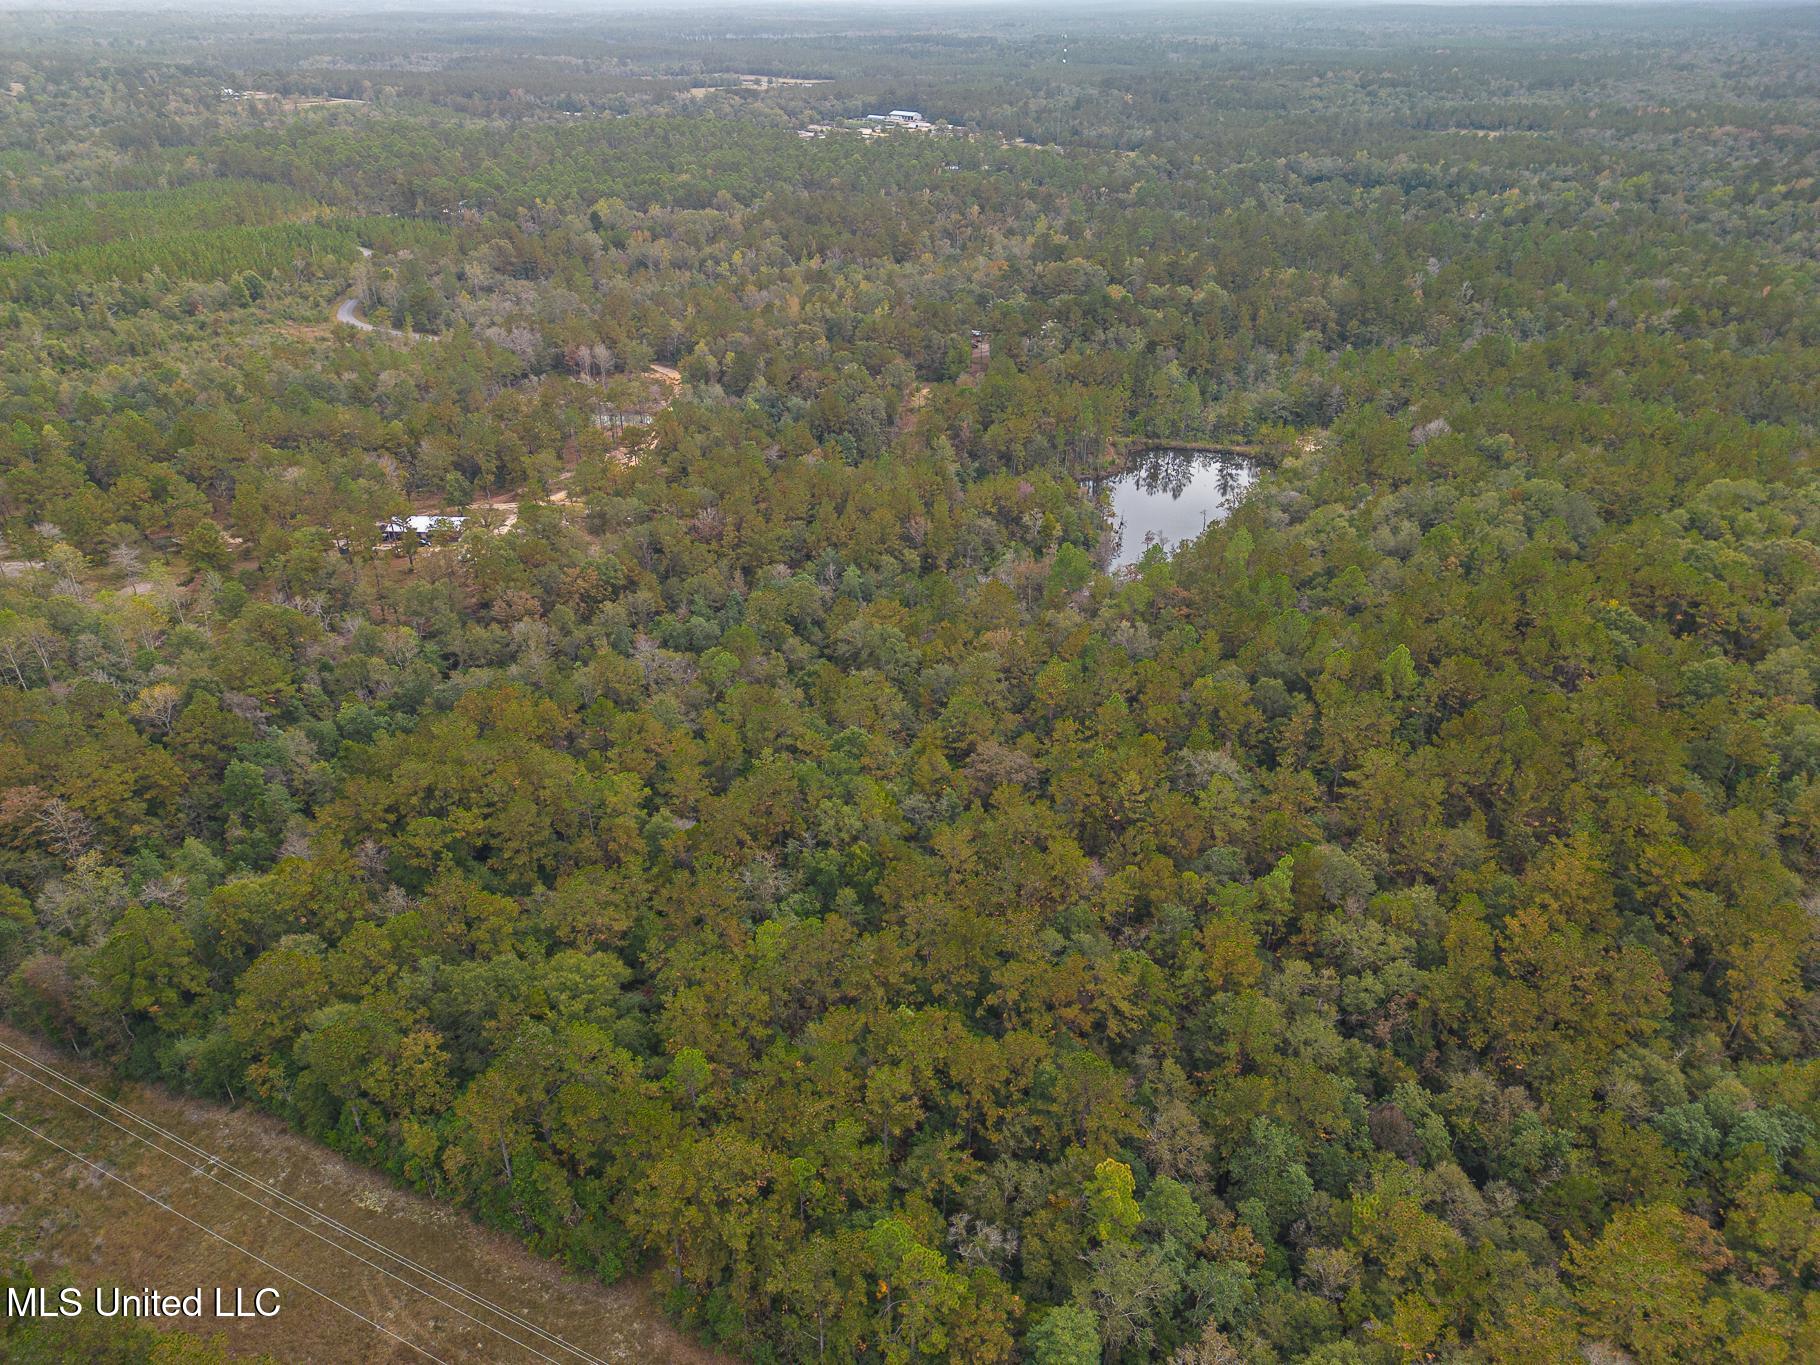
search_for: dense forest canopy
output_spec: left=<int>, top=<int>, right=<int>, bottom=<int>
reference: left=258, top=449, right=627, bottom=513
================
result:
left=3, top=4, right=1820, bottom=1362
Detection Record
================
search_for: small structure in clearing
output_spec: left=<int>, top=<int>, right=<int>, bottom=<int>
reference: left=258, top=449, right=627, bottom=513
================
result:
left=864, top=109, right=940, bottom=132
left=379, top=514, right=466, bottom=545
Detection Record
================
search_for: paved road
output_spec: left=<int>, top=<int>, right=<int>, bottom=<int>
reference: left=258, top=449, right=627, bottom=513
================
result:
left=334, top=291, right=383, bottom=331
left=335, top=245, right=423, bottom=340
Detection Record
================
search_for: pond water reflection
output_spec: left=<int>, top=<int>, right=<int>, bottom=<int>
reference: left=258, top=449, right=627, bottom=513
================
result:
left=1092, top=448, right=1256, bottom=570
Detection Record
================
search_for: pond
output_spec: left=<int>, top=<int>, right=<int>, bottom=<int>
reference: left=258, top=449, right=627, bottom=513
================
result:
left=1092, top=448, right=1256, bottom=570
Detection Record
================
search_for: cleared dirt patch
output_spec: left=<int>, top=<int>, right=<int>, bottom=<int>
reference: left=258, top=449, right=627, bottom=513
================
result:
left=0, top=1025, right=724, bottom=1365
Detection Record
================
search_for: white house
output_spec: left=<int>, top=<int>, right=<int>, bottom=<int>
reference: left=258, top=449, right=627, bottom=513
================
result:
left=888, top=109, right=923, bottom=124
left=380, top=514, right=467, bottom=545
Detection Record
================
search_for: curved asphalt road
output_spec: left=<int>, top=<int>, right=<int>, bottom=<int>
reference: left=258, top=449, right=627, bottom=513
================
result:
left=335, top=246, right=423, bottom=340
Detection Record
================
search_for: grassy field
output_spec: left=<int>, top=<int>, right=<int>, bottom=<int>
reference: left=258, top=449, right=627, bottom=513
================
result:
left=0, top=1025, right=723, bottom=1365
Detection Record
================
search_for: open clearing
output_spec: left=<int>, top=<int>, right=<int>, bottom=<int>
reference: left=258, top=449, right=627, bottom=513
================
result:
left=0, top=1024, right=723, bottom=1364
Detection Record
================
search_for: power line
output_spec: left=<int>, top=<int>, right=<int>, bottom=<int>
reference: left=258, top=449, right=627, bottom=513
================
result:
left=0, top=1056, right=572, bottom=1365
left=0, top=1034, right=582, bottom=1355
left=0, top=1037, right=609, bottom=1361
left=0, top=1039, right=609, bottom=1365
left=0, top=1100, right=448, bottom=1365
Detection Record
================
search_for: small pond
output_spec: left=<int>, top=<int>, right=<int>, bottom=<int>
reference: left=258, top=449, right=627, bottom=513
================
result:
left=1091, top=448, right=1256, bottom=570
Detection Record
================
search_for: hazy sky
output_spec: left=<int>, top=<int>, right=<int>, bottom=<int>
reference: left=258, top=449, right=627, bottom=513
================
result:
left=0, top=0, right=1779, bottom=10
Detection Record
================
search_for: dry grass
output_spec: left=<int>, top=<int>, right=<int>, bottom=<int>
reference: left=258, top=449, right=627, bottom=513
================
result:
left=0, top=1024, right=725, bottom=1365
